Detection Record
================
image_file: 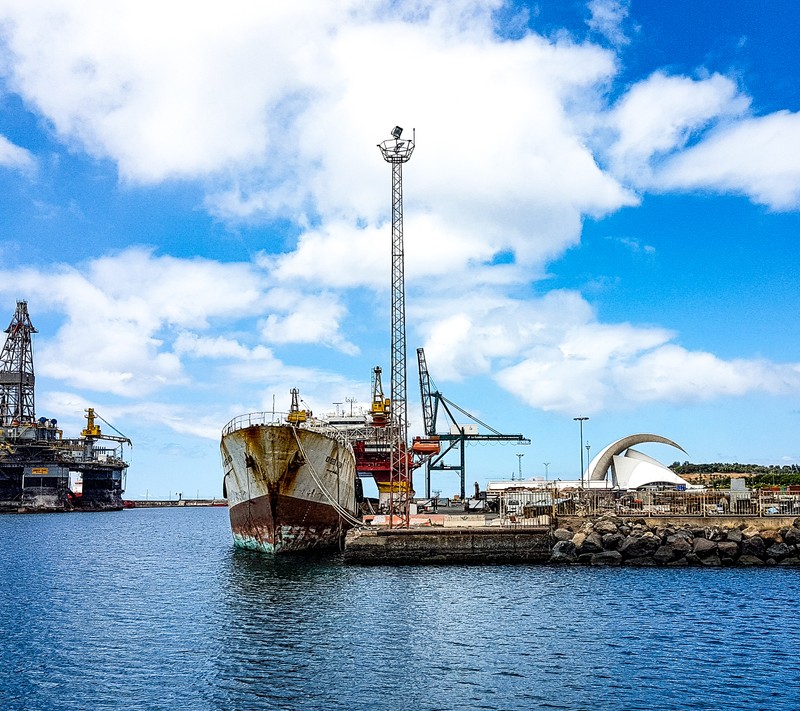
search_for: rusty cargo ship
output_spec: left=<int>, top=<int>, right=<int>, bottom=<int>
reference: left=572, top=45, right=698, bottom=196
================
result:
left=220, top=389, right=359, bottom=554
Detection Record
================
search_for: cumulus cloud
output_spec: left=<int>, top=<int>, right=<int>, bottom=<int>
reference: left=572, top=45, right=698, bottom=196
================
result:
left=0, top=134, right=35, bottom=171
left=656, top=111, right=800, bottom=210
left=416, top=288, right=800, bottom=415
left=605, top=72, right=749, bottom=184
left=260, top=287, right=359, bottom=354
left=0, top=248, right=355, bottom=397
left=0, top=0, right=634, bottom=270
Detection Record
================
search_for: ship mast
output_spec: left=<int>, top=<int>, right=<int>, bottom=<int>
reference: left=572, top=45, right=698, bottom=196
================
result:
left=378, top=126, right=415, bottom=527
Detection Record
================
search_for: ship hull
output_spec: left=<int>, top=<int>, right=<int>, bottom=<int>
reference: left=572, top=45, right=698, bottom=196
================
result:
left=221, top=421, right=358, bottom=554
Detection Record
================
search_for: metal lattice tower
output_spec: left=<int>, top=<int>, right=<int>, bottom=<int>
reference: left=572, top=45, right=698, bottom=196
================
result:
left=378, top=126, right=415, bottom=525
left=0, top=300, right=38, bottom=425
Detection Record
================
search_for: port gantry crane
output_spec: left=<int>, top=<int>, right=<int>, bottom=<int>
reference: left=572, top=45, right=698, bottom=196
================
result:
left=416, top=348, right=531, bottom=501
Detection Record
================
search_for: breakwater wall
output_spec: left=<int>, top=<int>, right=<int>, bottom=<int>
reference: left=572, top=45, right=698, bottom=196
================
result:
left=344, top=526, right=551, bottom=564
left=124, top=499, right=227, bottom=508
left=551, top=514, right=800, bottom=566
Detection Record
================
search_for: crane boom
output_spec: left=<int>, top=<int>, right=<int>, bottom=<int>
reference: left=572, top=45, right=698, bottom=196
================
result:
left=416, top=348, right=435, bottom=437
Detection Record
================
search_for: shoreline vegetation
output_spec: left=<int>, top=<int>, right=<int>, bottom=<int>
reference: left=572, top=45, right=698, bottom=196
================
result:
left=670, top=462, right=800, bottom=489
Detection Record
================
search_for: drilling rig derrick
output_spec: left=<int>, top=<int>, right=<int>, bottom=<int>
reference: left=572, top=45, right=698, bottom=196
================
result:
left=0, top=300, right=37, bottom=427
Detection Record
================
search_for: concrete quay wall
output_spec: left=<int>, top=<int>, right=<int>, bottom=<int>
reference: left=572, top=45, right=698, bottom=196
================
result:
left=344, top=526, right=551, bottom=564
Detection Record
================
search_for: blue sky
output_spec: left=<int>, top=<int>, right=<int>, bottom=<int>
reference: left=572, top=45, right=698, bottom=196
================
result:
left=1, top=0, right=800, bottom=499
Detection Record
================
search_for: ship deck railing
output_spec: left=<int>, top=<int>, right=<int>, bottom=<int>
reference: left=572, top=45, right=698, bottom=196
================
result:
left=222, top=411, right=387, bottom=448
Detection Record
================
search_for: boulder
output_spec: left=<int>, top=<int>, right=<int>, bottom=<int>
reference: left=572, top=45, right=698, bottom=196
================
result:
left=766, top=542, right=790, bottom=561
left=717, top=541, right=739, bottom=560
left=577, top=553, right=594, bottom=566
left=693, top=538, right=718, bottom=558
left=552, top=528, right=574, bottom=542
left=709, top=527, right=726, bottom=542
left=738, top=555, right=765, bottom=566
left=778, top=557, right=800, bottom=566
left=593, top=520, right=620, bottom=535
left=741, top=536, right=766, bottom=559
left=700, top=553, right=722, bottom=567
left=577, top=532, right=604, bottom=555
left=571, top=532, right=587, bottom=550
left=618, top=533, right=660, bottom=559
left=683, top=553, right=701, bottom=566
left=653, top=545, right=677, bottom=565
left=725, top=528, right=743, bottom=544
left=760, top=529, right=783, bottom=544
left=741, top=526, right=762, bottom=540
left=665, top=534, right=693, bottom=554
left=784, top=527, right=800, bottom=545
left=550, top=540, right=577, bottom=564
left=602, top=532, right=625, bottom=551
left=591, top=550, right=623, bottom=566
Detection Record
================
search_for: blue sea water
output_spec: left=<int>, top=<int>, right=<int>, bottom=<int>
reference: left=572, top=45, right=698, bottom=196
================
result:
left=1, top=507, right=799, bottom=711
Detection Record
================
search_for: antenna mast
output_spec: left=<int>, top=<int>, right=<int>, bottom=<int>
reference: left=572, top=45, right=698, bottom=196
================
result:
left=378, top=126, right=415, bottom=526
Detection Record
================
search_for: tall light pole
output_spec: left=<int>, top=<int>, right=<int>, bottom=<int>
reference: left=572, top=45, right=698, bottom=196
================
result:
left=543, top=462, right=550, bottom=480
left=378, top=125, right=415, bottom=526
left=573, top=417, right=589, bottom=487
left=517, top=453, right=524, bottom=480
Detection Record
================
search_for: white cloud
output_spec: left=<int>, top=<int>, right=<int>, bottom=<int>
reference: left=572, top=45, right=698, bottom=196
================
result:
left=656, top=111, right=800, bottom=210
left=260, top=287, right=359, bottom=354
left=0, top=1, right=634, bottom=271
left=606, top=72, right=749, bottom=184
left=415, top=287, right=800, bottom=414
left=0, top=134, right=35, bottom=171
left=0, top=249, right=262, bottom=396
left=587, top=0, right=630, bottom=46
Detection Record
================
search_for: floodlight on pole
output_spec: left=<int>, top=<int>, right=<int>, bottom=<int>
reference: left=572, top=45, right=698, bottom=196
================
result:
left=378, top=125, right=415, bottom=527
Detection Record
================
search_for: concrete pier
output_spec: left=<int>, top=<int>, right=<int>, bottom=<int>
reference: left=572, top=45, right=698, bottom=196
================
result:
left=343, top=525, right=551, bottom=564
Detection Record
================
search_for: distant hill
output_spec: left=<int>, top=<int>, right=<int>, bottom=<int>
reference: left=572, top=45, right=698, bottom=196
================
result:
left=669, top=462, right=800, bottom=488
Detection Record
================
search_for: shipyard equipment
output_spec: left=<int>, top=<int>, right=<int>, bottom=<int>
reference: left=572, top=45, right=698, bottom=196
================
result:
left=0, top=301, right=131, bottom=511
left=417, top=347, right=530, bottom=500
left=0, top=300, right=37, bottom=427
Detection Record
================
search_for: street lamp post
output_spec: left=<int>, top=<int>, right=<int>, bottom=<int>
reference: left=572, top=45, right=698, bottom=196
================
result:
left=573, top=417, right=589, bottom=487
left=585, top=443, right=591, bottom=487
left=517, top=453, right=524, bottom=481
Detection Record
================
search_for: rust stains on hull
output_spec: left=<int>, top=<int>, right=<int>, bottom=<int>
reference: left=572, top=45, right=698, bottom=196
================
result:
left=221, top=422, right=358, bottom=554
left=229, top=492, right=348, bottom=553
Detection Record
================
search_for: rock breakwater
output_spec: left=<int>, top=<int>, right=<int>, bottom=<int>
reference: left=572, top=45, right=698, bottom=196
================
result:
left=550, top=515, right=800, bottom=566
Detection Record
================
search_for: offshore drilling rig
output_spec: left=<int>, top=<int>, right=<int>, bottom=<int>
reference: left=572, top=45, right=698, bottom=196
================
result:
left=0, top=300, right=131, bottom=512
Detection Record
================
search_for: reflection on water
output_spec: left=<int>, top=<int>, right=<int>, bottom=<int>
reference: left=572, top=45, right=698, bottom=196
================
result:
left=2, top=507, right=799, bottom=710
